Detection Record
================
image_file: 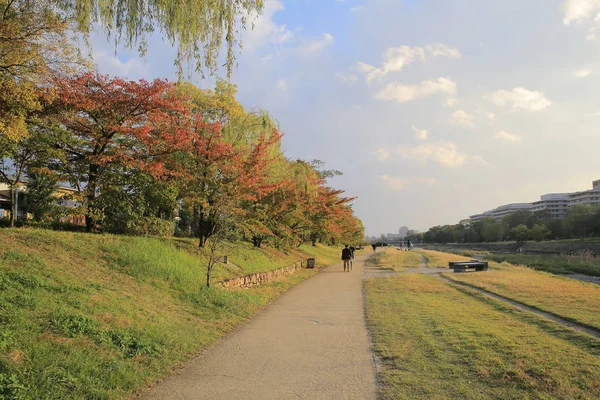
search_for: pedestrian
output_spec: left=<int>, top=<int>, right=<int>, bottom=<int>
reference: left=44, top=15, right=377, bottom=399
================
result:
left=407, top=239, right=412, bottom=251
left=349, top=245, right=356, bottom=271
left=371, top=243, right=376, bottom=253
left=342, top=244, right=352, bottom=272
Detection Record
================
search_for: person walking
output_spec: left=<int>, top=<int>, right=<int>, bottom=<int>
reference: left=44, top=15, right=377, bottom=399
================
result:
left=406, top=239, right=412, bottom=251
left=349, top=245, right=356, bottom=271
left=371, top=243, right=376, bottom=253
left=342, top=245, right=352, bottom=272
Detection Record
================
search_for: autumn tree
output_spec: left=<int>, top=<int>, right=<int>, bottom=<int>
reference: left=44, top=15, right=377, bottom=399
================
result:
left=0, top=0, right=81, bottom=143
left=49, top=72, right=191, bottom=232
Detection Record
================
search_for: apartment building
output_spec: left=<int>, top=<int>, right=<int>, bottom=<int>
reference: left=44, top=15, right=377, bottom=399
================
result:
left=532, top=193, right=570, bottom=219
left=470, top=203, right=533, bottom=221
left=568, top=179, right=600, bottom=206
left=470, top=179, right=600, bottom=221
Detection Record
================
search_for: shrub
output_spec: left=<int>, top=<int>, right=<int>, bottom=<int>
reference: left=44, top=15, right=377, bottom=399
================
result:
left=104, top=215, right=175, bottom=237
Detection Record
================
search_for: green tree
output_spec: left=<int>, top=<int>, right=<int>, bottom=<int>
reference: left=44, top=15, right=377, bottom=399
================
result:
left=512, top=224, right=530, bottom=243
left=530, top=224, right=551, bottom=242
left=23, top=171, right=59, bottom=221
left=480, top=218, right=505, bottom=242
left=57, top=0, right=264, bottom=77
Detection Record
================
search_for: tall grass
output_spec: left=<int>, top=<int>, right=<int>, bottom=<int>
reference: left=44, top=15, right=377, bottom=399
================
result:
left=485, top=252, right=600, bottom=276
left=101, top=236, right=206, bottom=293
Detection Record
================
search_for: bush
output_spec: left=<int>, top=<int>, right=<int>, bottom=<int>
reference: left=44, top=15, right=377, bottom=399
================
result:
left=104, top=215, right=175, bottom=237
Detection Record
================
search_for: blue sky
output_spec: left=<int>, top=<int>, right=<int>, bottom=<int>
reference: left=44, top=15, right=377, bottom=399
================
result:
left=90, top=0, right=600, bottom=236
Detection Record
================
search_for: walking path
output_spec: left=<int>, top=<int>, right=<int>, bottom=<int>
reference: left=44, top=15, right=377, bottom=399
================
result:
left=138, top=255, right=377, bottom=400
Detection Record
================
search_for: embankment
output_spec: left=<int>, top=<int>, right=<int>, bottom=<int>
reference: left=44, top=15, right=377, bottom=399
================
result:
left=0, top=228, right=340, bottom=399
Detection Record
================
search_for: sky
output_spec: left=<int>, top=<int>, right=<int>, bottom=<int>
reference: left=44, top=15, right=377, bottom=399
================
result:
left=89, top=0, right=600, bottom=237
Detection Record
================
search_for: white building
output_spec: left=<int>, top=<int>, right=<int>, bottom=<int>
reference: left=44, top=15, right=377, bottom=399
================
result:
left=568, top=179, right=600, bottom=207
left=533, top=193, right=570, bottom=219
left=470, top=179, right=600, bottom=221
left=490, top=203, right=534, bottom=219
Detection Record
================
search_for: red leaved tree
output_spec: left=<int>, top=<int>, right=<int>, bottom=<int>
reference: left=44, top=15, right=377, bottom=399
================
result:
left=51, top=72, right=191, bottom=232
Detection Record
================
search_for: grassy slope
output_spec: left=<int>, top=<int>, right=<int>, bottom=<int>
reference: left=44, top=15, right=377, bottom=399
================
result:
left=364, top=274, right=600, bottom=400
left=365, top=248, right=422, bottom=271
left=0, top=229, right=340, bottom=399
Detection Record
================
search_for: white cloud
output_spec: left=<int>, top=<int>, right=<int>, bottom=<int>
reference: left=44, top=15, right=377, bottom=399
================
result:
left=451, top=109, right=476, bottom=128
left=424, top=43, right=461, bottom=58
left=563, top=0, right=600, bottom=25
left=276, top=79, right=289, bottom=92
left=411, top=125, right=429, bottom=140
left=394, top=142, right=468, bottom=168
left=373, top=148, right=391, bottom=161
left=487, top=87, right=552, bottom=112
left=494, top=130, right=522, bottom=142
left=374, top=77, right=456, bottom=103
left=575, top=68, right=592, bottom=78
left=350, top=5, right=365, bottom=13
left=379, top=175, right=409, bottom=191
left=91, top=51, right=149, bottom=79
left=336, top=71, right=358, bottom=83
left=358, top=43, right=460, bottom=83
left=298, top=33, right=334, bottom=55
left=444, top=98, right=458, bottom=107
left=379, top=176, right=437, bottom=191
left=245, top=0, right=293, bottom=50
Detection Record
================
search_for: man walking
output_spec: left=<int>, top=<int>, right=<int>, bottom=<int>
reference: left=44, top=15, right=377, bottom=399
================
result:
left=342, top=245, right=352, bottom=272
left=349, top=245, right=356, bottom=271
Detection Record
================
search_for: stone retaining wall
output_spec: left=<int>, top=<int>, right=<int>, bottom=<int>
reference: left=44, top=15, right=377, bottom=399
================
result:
left=218, top=259, right=306, bottom=289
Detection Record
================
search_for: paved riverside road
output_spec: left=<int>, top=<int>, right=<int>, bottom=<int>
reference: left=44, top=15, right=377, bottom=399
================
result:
left=138, top=254, right=377, bottom=400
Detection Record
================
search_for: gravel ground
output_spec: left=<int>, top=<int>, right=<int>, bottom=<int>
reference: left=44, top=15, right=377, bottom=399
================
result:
left=564, top=274, right=600, bottom=286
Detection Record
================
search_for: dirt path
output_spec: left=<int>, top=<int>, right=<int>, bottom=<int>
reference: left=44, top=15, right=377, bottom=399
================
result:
left=438, top=275, right=600, bottom=340
left=137, top=255, right=377, bottom=400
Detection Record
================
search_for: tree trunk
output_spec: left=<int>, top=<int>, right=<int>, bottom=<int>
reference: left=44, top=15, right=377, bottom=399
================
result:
left=85, top=164, right=99, bottom=233
left=9, top=185, right=15, bottom=228
left=206, top=267, right=211, bottom=287
left=192, top=204, right=199, bottom=239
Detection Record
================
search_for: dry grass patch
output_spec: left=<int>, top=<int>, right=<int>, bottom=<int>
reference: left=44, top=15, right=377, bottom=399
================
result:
left=364, top=274, right=600, bottom=399
left=444, top=262, right=600, bottom=330
left=415, top=249, right=466, bottom=268
left=366, top=248, right=422, bottom=271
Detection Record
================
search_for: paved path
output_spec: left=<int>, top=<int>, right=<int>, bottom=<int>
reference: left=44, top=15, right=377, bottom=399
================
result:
left=138, top=255, right=377, bottom=400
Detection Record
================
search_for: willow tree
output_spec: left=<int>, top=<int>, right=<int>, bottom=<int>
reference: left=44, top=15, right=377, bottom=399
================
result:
left=56, top=0, right=264, bottom=77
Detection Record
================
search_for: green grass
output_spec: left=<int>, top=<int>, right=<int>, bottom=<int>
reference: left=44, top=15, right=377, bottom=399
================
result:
left=0, top=228, right=341, bottom=399
left=365, top=248, right=422, bottom=271
left=364, top=274, right=600, bottom=400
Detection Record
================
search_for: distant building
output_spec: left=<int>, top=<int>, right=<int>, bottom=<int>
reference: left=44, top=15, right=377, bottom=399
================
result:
left=470, top=179, right=600, bottom=221
left=533, top=193, right=570, bottom=219
left=0, top=179, right=82, bottom=223
left=398, top=226, right=409, bottom=238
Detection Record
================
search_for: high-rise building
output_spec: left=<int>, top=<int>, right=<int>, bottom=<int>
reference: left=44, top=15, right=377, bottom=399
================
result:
left=398, top=226, right=409, bottom=238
